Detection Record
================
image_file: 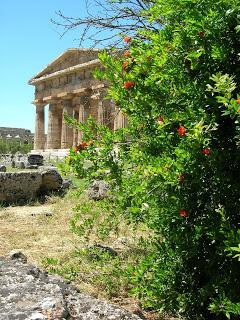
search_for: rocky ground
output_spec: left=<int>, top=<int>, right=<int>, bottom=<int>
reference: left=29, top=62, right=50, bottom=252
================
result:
left=0, top=198, right=177, bottom=320
left=0, top=252, right=141, bottom=320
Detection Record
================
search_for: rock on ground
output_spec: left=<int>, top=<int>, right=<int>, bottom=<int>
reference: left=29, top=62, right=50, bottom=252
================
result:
left=40, top=169, right=63, bottom=192
left=0, top=165, right=6, bottom=172
left=0, top=172, right=43, bottom=202
left=88, top=180, right=109, bottom=201
left=0, top=254, right=141, bottom=320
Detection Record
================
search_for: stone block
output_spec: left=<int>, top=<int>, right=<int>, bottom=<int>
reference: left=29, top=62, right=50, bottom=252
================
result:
left=0, top=172, right=42, bottom=202
left=0, top=169, right=64, bottom=203
left=0, top=165, right=6, bottom=172
left=40, top=169, right=63, bottom=192
left=28, top=154, right=44, bottom=166
left=15, top=161, right=26, bottom=169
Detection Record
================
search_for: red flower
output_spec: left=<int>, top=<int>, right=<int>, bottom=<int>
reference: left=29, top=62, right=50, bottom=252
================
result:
left=123, top=61, right=129, bottom=70
left=178, top=174, right=185, bottom=183
left=157, top=116, right=164, bottom=125
left=124, top=36, right=131, bottom=43
left=73, top=145, right=80, bottom=153
left=123, top=51, right=131, bottom=58
left=177, top=125, right=187, bottom=136
left=80, top=142, right=88, bottom=149
left=179, top=209, right=188, bottom=217
left=198, top=31, right=205, bottom=38
left=124, top=81, right=135, bottom=89
left=202, top=148, right=210, bottom=155
left=236, top=98, right=240, bottom=105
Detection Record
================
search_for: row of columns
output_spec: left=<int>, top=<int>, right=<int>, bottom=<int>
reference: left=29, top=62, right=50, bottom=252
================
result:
left=34, top=94, right=127, bottom=150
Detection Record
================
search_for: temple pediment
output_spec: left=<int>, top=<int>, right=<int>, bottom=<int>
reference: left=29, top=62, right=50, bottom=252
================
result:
left=29, top=48, right=101, bottom=84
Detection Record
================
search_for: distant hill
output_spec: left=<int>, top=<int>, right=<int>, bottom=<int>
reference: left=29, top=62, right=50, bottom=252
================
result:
left=0, top=127, right=34, bottom=143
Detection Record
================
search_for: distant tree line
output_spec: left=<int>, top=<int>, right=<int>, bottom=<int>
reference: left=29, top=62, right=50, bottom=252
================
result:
left=0, top=138, right=33, bottom=154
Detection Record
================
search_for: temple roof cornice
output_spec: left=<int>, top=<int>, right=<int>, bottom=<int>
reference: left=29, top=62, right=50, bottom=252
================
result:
left=29, top=58, right=101, bottom=85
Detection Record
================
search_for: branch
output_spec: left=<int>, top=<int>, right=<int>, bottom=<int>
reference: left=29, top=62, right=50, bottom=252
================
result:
left=51, top=0, right=159, bottom=48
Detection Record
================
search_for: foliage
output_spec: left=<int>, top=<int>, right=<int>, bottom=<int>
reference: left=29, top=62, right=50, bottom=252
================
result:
left=0, top=138, right=33, bottom=154
left=42, top=195, right=148, bottom=303
left=65, top=0, right=240, bottom=319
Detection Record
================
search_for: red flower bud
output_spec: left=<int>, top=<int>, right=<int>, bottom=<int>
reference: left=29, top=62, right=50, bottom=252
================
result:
left=236, top=98, right=240, bottom=105
left=238, top=109, right=240, bottom=113
left=123, top=61, right=129, bottom=70
left=123, top=51, right=131, bottom=58
left=177, top=125, right=187, bottom=136
left=124, top=81, right=135, bottom=90
left=124, top=36, right=131, bottom=43
left=198, top=31, right=205, bottom=38
left=75, top=142, right=88, bottom=151
left=73, top=146, right=80, bottom=153
left=179, top=209, right=188, bottom=217
left=157, top=116, right=164, bottom=125
left=202, top=148, right=210, bottom=155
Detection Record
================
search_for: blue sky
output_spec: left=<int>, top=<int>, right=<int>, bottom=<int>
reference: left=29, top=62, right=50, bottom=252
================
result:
left=1, top=0, right=96, bottom=132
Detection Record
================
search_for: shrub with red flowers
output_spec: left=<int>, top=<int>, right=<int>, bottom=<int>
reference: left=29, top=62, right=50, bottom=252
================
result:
left=177, top=125, right=187, bottom=136
left=122, top=61, right=129, bottom=70
left=123, top=51, right=131, bottom=58
left=65, top=0, right=240, bottom=318
left=124, top=81, right=135, bottom=90
left=124, top=36, right=131, bottom=43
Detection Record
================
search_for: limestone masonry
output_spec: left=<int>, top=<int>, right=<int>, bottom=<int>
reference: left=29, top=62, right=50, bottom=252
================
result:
left=29, top=48, right=127, bottom=152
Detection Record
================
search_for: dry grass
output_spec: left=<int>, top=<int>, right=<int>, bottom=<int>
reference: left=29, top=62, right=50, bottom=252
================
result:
left=0, top=193, right=79, bottom=265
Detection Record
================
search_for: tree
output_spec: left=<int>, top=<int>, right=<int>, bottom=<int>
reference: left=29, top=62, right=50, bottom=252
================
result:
left=64, top=0, right=240, bottom=318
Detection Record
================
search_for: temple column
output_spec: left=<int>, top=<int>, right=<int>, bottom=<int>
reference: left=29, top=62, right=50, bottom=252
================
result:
left=89, top=94, right=99, bottom=122
left=57, top=105, right=63, bottom=148
left=73, top=108, right=79, bottom=147
left=114, top=107, right=128, bottom=130
left=78, top=96, right=90, bottom=144
left=90, top=90, right=107, bottom=126
left=47, top=103, right=61, bottom=149
left=34, top=103, right=45, bottom=150
left=103, top=99, right=114, bottom=130
left=61, top=100, right=73, bottom=148
left=98, top=99, right=104, bottom=125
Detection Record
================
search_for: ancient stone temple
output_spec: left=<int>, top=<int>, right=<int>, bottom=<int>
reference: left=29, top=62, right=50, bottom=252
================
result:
left=29, top=48, right=127, bottom=153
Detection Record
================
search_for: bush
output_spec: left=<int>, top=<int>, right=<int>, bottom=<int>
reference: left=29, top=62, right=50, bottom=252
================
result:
left=66, top=0, right=240, bottom=318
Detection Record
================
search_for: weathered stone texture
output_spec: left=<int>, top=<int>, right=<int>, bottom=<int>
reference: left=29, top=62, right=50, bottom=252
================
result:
left=88, top=180, right=109, bottom=200
left=40, top=169, right=63, bottom=192
left=28, top=154, right=44, bottom=166
left=0, top=255, right=141, bottom=320
left=0, top=169, right=63, bottom=202
left=0, top=172, right=42, bottom=202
